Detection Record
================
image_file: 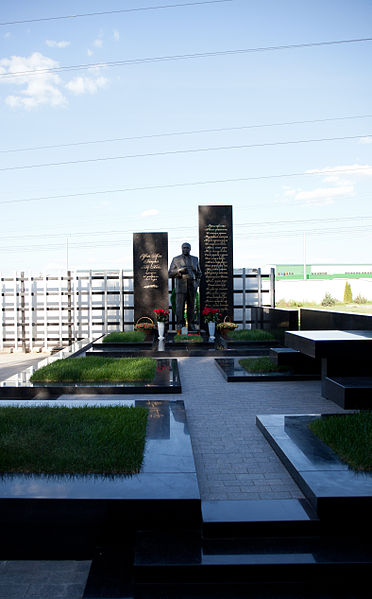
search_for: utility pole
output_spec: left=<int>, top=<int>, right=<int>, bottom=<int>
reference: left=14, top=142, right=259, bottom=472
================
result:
left=303, top=232, right=307, bottom=280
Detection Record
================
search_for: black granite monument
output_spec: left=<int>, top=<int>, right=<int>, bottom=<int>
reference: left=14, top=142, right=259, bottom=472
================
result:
left=198, top=205, right=233, bottom=322
left=133, top=232, right=169, bottom=323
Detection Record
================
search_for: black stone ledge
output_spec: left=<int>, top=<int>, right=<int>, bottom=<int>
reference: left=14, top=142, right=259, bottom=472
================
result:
left=202, top=499, right=319, bottom=538
left=215, top=358, right=320, bottom=382
left=219, top=337, right=281, bottom=349
left=324, top=376, right=372, bottom=410
left=0, top=400, right=200, bottom=558
left=87, top=347, right=264, bottom=357
left=92, top=340, right=155, bottom=350
left=256, top=414, right=372, bottom=524
left=285, top=330, right=372, bottom=360
left=0, top=358, right=181, bottom=398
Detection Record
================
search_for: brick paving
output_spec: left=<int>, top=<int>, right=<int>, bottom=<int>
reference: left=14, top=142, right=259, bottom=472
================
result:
left=0, top=353, right=347, bottom=597
left=177, top=357, right=346, bottom=500
left=0, top=561, right=91, bottom=599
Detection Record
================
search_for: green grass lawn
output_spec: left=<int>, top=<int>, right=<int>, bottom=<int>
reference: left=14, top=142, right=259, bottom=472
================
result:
left=174, top=334, right=203, bottom=343
left=309, top=412, right=372, bottom=471
left=0, top=406, right=148, bottom=474
left=102, top=331, right=147, bottom=343
left=30, top=357, right=156, bottom=383
left=276, top=300, right=372, bottom=315
left=227, top=329, right=276, bottom=341
left=239, top=357, right=288, bottom=373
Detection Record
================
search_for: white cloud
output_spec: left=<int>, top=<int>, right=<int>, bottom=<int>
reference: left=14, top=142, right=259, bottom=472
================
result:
left=65, top=74, right=108, bottom=95
left=3, top=32, right=11, bottom=39
left=0, top=52, right=66, bottom=108
left=45, top=40, right=70, bottom=48
left=141, top=209, right=159, bottom=217
left=113, top=30, right=120, bottom=41
left=87, top=49, right=93, bottom=56
left=360, top=136, right=372, bottom=144
left=294, top=185, right=354, bottom=205
left=93, top=39, right=103, bottom=48
left=279, top=162, right=372, bottom=206
left=306, top=164, right=372, bottom=177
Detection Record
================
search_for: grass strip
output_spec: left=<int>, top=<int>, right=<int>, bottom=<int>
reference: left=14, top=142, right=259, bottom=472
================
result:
left=239, top=357, right=288, bottom=373
left=227, top=329, right=275, bottom=341
left=102, top=331, right=147, bottom=343
left=0, top=406, right=148, bottom=474
left=309, top=412, right=372, bottom=471
left=30, top=357, right=156, bottom=383
left=174, top=334, right=203, bottom=343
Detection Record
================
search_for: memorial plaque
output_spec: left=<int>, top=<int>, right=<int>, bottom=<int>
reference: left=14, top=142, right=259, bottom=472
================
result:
left=133, top=232, right=169, bottom=323
left=199, top=205, right=233, bottom=321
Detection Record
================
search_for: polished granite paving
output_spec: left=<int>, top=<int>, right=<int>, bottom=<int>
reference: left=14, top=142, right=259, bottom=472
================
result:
left=257, top=413, right=372, bottom=518
left=0, top=358, right=181, bottom=397
left=215, top=358, right=319, bottom=382
left=0, top=354, right=350, bottom=598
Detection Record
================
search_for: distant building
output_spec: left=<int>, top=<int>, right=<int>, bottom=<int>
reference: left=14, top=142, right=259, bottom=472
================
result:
left=275, top=264, right=372, bottom=281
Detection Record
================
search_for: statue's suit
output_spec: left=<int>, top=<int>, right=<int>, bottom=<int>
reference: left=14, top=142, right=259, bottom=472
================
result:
left=168, top=254, right=202, bottom=328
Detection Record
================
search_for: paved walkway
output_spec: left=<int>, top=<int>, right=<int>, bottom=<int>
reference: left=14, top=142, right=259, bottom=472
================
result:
left=178, top=357, right=346, bottom=500
left=0, top=353, right=347, bottom=598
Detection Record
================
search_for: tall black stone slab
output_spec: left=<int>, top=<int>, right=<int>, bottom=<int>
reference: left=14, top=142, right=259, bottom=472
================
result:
left=199, top=205, right=233, bottom=321
left=133, top=232, right=168, bottom=324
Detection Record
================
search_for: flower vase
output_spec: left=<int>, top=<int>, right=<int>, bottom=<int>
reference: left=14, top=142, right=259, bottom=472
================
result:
left=208, top=321, right=215, bottom=342
left=158, top=321, right=165, bottom=339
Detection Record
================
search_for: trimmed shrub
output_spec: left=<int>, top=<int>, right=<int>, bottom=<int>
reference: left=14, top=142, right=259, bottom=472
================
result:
left=354, top=294, right=367, bottom=304
left=343, top=282, right=353, bottom=303
left=321, top=292, right=337, bottom=307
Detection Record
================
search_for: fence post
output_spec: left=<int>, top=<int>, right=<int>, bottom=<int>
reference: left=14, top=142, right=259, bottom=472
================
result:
left=13, top=273, right=18, bottom=351
left=20, top=271, right=27, bottom=352
left=104, top=271, right=108, bottom=333
left=119, top=269, right=124, bottom=331
left=88, top=270, right=92, bottom=339
left=0, top=275, right=3, bottom=351
left=242, top=268, right=246, bottom=329
left=257, top=267, right=262, bottom=307
left=269, top=268, right=275, bottom=307
left=76, top=272, right=82, bottom=341
left=28, top=272, right=33, bottom=352
left=58, top=273, right=63, bottom=346
left=43, top=274, right=48, bottom=351
left=67, top=270, right=73, bottom=346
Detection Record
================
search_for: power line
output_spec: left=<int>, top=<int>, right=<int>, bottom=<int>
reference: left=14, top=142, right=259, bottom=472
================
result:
left=2, top=114, right=371, bottom=154
left=2, top=224, right=372, bottom=253
left=1, top=37, right=371, bottom=79
left=235, top=224, right=372, bottom=238
left=0, top=0, right=234, bottom=26
left=2, top=215, right=372, bottom=241
left=1, top=166, right=370, bottom=205
left=1, top=134, right=368, bottom=172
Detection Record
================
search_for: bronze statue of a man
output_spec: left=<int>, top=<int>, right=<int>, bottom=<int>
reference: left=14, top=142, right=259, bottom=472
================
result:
left=168, top=242, right=202, bottom=331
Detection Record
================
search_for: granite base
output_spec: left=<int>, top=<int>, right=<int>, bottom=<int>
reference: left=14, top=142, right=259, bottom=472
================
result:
left=0, top=400, right=200, bottom=558
left=256, top=414, right=372, bottom=522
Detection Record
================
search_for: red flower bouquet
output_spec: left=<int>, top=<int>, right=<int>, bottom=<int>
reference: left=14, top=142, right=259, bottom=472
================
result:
left=202, top=307, right=221, bottom=323
left=154, top=308, right=170, bottom=322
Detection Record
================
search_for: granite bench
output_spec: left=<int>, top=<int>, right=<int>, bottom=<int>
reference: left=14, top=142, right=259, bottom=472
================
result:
left=324, top=376, right=372, bottom=410
left=269, top=347, right=320, bottom=373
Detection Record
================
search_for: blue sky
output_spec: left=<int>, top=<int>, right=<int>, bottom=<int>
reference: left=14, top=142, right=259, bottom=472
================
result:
left=1, top=0, right=371, bottom=273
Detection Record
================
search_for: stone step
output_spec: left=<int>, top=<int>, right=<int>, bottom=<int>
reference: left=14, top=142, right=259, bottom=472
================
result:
left=269, top=348, right=320, bottom=373
left=202, top=499, right=319, bottom=538
left=134, top=581, right=370, bottom=599
left=325, top=376, right=372, bottom=409
left=133, top=530, right=372, bottom=584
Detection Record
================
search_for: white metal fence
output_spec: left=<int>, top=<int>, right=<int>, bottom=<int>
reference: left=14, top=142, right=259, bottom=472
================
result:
left=0, top=268, right=275, bottom=350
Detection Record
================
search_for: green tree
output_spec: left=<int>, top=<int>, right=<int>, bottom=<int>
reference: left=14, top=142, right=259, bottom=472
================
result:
left=343, top=281, right=353, bottom=303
